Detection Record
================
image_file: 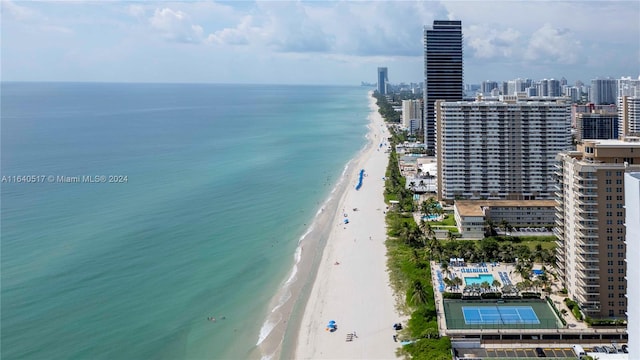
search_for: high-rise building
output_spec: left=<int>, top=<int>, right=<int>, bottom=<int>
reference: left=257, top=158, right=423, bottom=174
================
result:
left=481, top=81, right=498, bottom=95
left=556, top=138, right=640, bottom=318
left=620, top=96, right=640, bottom=137
left=423, top=20, right=463, bottom=151
left=591, top=78, right=617, bottom=105
left=575, top=112, right=619, bottom=142
left=402, top=99, right=422, bottom=134
left=617, top=77, right=640, bottom=137
left=377, top=67, right=388, bottom=95
left=625, top=172, right=640, bottom=356
left=435, top=97, right=571, bottom=201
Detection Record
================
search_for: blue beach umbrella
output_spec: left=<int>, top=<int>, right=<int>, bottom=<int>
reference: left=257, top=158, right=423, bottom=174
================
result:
left=329, top=320, right=336, bottom=324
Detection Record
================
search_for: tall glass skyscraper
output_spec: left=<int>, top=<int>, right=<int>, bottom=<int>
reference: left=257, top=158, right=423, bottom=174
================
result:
left=423, top=20, right=463, bottom=151
left=377, top=67, right=388, bottom=95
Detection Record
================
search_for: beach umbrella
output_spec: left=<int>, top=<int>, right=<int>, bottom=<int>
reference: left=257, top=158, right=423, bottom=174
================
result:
left=329, top=320, right=336, bottom=324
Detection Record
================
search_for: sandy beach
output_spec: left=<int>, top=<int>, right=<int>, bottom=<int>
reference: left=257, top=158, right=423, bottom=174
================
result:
left=293, top=94, right=401, bottom=359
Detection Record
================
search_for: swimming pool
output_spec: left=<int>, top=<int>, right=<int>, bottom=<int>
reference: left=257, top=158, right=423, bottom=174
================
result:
left=464, top=274, right=495, bottom=286
left=421, top=215, right=440, bottom=221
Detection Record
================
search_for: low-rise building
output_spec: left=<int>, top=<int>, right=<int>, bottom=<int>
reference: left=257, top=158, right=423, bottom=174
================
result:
left=454, top=200, right=556, bottom=239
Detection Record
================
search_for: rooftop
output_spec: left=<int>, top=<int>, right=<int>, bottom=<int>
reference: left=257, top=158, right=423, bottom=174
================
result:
left=455, top=200, right=557, bottom=217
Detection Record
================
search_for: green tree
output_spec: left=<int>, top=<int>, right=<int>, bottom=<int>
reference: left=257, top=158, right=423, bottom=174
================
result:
left=409, top=280, right=428, bottom=306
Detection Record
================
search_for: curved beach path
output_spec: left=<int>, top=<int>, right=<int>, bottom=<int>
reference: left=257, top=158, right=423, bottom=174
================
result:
left=293, top=94, right=400, bottom=359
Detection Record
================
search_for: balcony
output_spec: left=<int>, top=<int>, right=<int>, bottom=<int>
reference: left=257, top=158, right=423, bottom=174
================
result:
left=577, top=246, right=599, bottom=255
left=575, top=221, right=598, bottom=231
left=576, top=281, right=600, bottom=291
left=576, top=252, right=600, bottom=264
left=575, top=197, right=597, bottom=206
left=576, top=262, right=599, bottom=272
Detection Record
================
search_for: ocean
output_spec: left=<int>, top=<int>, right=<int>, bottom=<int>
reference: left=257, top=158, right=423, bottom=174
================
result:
left=1, top=82, right=370, bottom=359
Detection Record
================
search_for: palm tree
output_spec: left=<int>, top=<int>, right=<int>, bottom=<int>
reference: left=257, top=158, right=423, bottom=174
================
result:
left=480, top=281, right=491, bottom=293
left=500, top=219, right=510, bottom=235
left=446, top=230, right=456, bottom=242
left=484, top=219, right=497, bottom=237
left=443, top=277, right=453, bottom=291
left=409, top=280, right=428, bottom=306
left=453, top=276, right=463, bottom=290
left=492, top=279, right=502, bottom=291
left=440, top=261, right=450, bottom=277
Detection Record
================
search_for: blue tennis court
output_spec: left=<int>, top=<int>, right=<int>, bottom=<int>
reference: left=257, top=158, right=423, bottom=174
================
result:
left=462, top=306, right=540, bottom=325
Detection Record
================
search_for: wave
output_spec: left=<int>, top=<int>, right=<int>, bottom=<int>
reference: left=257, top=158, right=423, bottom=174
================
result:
left=256, top=318, right=278, bottom=346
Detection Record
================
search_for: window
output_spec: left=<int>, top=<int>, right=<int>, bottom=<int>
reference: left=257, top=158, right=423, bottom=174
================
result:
left=607, top=195, right=612, bottom=200
left=618, top=195, right=623, bottom=200
left=608, top=269, right=614, bottom=274
left=606, top=179, right=612, bottom=184
left=618, top=228, right=624, bottom=233
left=606, top=203, right=612, bottom=208
left=608, top=236, right=613, bottom=241
left=618, top=244, right=625, bottom=249
left=617, top=179, right=623, bottom=184
left=620, top=309, right=626, bottom=315
left=616, top=187, right=623, bottom=193
left=619, top=285, right=625, bottom=290
left=609, top=277, right=614, bottom=282
left=617, top=171, right=623, bottom=176
left=608, top=285, right=614, bottom=290
left=606, top=187, right=612, bottom=192
left=610, top=310, right=615, bottom=316
left=608, top=252, right=614, bottom=258
left=606, top=171, right=612, bottom=176
left=608, top=260, right=613, bottom=265
left=606, top=211, right=613, bottom=217
left=619, top=292, right=626, bottom=297
left=609, top=293, right=614, bottom=297
left=609, top=301, right=615, bottom=306
left=607, top=220, right=613, bottom=225
left=619, top=268, right=625, bottom=274
left=619, top=260, right=626, bottom=265
left=607, top=228, right=613, bottom=233
left=617, top=211, right=624, bottom=217
left=608, top=244, right=613, bottom=249
left=618, top=220, right=624, bottom=225
left=619, top=277, right=625, bottom=282
left=619, top=252, right=625, bottom=258
left=619, top=301, right=626, bottom=306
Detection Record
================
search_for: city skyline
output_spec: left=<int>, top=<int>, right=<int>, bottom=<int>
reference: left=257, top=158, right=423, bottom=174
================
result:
left=2, top=1, right=639, bottom=85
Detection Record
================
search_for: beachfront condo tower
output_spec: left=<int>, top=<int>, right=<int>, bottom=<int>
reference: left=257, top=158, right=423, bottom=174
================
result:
left=435, top=96, right=572, bottom=202
left=556, top=138, right=640, bottom=319
left=377, top=67, right=388, bottom=95
left=423, top=20, right=463, bottom=152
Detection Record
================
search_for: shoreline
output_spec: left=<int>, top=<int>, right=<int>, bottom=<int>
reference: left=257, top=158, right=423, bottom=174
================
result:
left=254, top=91, right=380, bottom=360
left=291, top=93, right=400, bottom=359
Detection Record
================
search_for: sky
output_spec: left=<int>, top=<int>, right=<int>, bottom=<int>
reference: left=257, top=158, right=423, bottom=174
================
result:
left=2, top=0, right=639, bottom=85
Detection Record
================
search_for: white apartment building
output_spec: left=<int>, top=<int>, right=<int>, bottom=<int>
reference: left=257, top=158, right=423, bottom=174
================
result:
left=625, top=172, right=640, bottom=356
left=435, top=97, right=572, bottom=201
left=402, top=99, right=422, bottom=134
left=556, top=138, right=640, bottom=318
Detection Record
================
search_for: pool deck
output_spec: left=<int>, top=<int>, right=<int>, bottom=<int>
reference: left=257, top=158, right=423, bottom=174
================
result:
left=429, top=261, right=622, bottom=338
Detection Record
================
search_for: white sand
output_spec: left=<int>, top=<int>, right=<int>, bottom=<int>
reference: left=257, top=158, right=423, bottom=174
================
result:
left=293, top=94, right=401, bottom=359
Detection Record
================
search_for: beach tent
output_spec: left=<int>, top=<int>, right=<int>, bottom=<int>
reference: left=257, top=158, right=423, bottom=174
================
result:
left=344, top=219, right=349, bottom=224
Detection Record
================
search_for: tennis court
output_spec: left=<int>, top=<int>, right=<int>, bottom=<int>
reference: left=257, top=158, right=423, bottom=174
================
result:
left=462, top=306, right=540, bottom=325
left=444, top=299, right=562, bottom=330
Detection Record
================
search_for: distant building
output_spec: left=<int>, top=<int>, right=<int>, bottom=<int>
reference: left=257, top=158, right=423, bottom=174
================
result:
left=402, top=99, right=422, bottom=135
left=625, top=172, right=640, bottom=355
left=377, top=67, right=388, bottom=95
left=481, top=81, right=498, bottom=95
left=575, top=112, right=619, bottom=142
left=556, top=137, right=640, bottom=319
left=423, top=20, right=463, bottom=152
left=454, top=200, right=556, bottom=239
left=591, top=78, right=617, bottom=105
left=617, top=77, right=640, bottom=137
left=620, top=96, right=640, bottom=137
left=435, top=97, right=571, bottom=202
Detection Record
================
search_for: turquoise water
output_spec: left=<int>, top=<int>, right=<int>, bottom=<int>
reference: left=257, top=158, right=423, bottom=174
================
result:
left=464, top=274, right=495, bottom=286
left=421, top=215, right=440, bottom=220
left=1, top=83, right=370, bottom=359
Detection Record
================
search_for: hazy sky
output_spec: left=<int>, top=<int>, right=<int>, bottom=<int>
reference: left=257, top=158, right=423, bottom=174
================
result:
left=2, top=1, right=639, bottom=85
